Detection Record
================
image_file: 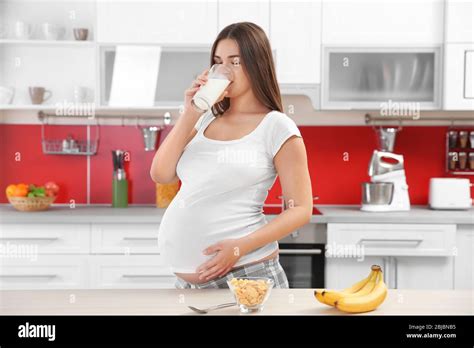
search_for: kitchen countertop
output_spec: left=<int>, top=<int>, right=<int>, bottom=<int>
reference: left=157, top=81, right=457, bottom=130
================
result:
left=0, top=289, right=471, bottom=315
left=0, top=204, right=472, bottom=224
left=314, top=205, right=474, bottom=224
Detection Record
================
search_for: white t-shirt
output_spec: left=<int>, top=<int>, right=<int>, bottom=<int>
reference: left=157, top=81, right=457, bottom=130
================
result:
left=157, top=109, right=302, bottom=273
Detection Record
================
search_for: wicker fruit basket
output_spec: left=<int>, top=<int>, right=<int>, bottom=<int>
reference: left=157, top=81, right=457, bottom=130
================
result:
left=8, top=195, right=57, bottom=212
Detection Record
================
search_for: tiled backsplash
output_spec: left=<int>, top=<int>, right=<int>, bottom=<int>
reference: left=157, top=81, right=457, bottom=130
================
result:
left=1, top=124, right=473, bottom=205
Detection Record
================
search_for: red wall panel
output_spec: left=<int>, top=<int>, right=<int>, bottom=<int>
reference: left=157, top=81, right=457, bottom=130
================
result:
left=1, top=124, right=473, bottom=206
left=89, top=125, right=156, bottom=204
left=0, top=124, right=87, bottom=204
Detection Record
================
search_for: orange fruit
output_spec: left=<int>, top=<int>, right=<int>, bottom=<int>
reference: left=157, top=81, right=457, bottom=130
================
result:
left=5, top=184, right=17, bottom=197
left=17, top=183, right=29, bottom=191
left=13, top=184, right=29, bottom=197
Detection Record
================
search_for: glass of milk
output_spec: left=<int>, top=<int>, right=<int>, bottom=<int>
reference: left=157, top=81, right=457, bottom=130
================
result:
left=191, top=64, right=234, bottom=112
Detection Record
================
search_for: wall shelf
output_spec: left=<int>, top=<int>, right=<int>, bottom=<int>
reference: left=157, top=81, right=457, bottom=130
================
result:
left=38, top=111, right=172, bottom=124
left=365, top=113, right=474, bottom=126
left=0, top=105, right=182, bottom=111
left=446, top=128, right=474, bottom=174
left=95, top=106, right=182, bottom=112
left=0, top=105, right=58, bottom=110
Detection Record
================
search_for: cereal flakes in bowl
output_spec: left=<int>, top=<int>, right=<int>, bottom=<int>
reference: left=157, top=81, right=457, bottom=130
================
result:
left=227, top=277, right=274, bottom=313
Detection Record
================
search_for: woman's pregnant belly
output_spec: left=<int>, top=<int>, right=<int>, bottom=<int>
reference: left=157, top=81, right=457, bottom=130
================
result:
left=157, top=192, right=270, bottom=279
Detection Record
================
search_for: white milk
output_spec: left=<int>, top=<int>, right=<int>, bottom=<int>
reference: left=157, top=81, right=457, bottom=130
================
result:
left=192, top=78, right=230, bottom=111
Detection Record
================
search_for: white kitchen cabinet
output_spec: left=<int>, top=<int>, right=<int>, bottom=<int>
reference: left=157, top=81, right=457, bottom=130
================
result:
left=443, top=43, right=474, bottom=110
left=89, top=255, right=176, bottom=289
left=0, top=0, right=97, bottom=108
left=0, top=0, right=96, bottom=41
left=445, top=0, right=474, bottom=43
left=327, top=223, right=456, bottom=257
left=91, top=223, right=160, bottom=254
left=89, top=223, right=174, bottom=288
left=0, top=221, right=172, bottom=290
left=326, top=255, right=454, bottom=290
left=326, top=256, right=384, bottom=290
left=454, top=225, right=474, bottom=289
left=0, top=45, right=96, bottom=106
left=217, top=0, right=269, bottom=34
left=97, top=0, right=218, bottom=43
left=98, top=45, right=210, bottom=108
left=321, top=47, right=442, bottom=110
left=321, top=0, right=444, bottom=45
left=0, top=255, right=89, bottom=290
left=466, top=51, right=474, bottom=98
left=0, top=223, right=90, bottom=254
left=394, top=256, right=454, bottom=289
left=325, top=223, right=456, bottom=290
left=270, top=0, right=321, bottom=84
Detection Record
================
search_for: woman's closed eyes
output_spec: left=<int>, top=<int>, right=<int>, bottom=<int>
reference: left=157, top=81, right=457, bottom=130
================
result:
left=213, top=57, right=241, bottom=69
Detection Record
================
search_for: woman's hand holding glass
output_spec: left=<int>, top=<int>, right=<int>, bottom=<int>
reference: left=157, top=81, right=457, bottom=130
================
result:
left=184, top=67, right=229, bottom=113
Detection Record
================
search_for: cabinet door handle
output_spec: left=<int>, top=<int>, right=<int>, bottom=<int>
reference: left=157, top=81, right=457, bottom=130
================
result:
left=358, top=238, right=423, bottom=245
left=382, top=257, right=387, bottom=286
left=279, top=249, right=323, bottom=255
left=122, top=237, right=158, bottom=241
left=0, top=274, right=57, bottom=278
left=393, top=256, right=398, bottom=289
left=121, top=274, right=169, bottom=278
left=0, top=237, right=59, bottom=241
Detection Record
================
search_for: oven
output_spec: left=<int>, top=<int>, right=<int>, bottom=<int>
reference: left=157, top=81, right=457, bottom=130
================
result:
left=278, top=223, right=326, bottom=288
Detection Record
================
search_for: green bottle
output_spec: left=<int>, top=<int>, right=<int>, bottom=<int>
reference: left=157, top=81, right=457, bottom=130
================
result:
left=112, top=170, right=128, bottom=208
left=112, top=149, right=129, bottom=208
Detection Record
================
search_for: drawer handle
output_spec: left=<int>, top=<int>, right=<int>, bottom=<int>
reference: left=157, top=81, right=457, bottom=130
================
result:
left=0, top=237, right=59, bottom=241
left=0, top=274, right=57, bottom=278
left=121, top=274, right=169, bottom=278
left=122, top=237, right=158, bottom=241
left=279, top=249, right=323, bottom=255
left=393, top=256, right=398, bottom=289
left=358, top=238, right=423, bottom=245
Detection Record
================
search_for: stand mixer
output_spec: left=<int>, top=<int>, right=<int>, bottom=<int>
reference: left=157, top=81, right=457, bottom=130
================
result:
left=361, top=150, right=410, bottom=212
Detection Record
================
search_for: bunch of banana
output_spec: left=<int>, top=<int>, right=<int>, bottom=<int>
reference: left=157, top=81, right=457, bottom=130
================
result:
left=314, top=265, right=388, bottom=313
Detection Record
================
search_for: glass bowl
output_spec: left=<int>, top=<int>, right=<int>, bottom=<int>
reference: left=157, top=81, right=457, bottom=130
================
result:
left=226, top=277, right=274, bottom=313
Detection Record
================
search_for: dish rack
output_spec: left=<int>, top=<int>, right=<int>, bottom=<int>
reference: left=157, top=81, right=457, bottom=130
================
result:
left=446, top=127, right=474, bottom=175
left=40, top=117, right=100, bottom=156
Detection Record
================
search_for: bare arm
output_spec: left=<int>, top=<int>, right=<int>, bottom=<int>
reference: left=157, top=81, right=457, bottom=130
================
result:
left=150, top=68, right=217, bottom=184
left=238, top=135, right=313, bottom=254
left=149, top=108, right=201, bottom=184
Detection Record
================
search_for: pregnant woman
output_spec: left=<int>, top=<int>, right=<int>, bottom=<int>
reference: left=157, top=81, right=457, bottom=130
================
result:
left=150, top=22, right=313, bottom=289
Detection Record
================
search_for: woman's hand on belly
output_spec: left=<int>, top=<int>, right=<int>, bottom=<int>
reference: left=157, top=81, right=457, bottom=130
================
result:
left=195, top=238, right=245, bottom=282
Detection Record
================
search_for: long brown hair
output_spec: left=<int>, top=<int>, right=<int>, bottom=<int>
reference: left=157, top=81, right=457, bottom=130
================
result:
left=210, top=22, right=283, bottom=117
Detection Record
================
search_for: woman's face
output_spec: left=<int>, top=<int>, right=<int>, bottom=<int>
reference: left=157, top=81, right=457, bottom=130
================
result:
left=213, top=38, right=250, bottom=99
